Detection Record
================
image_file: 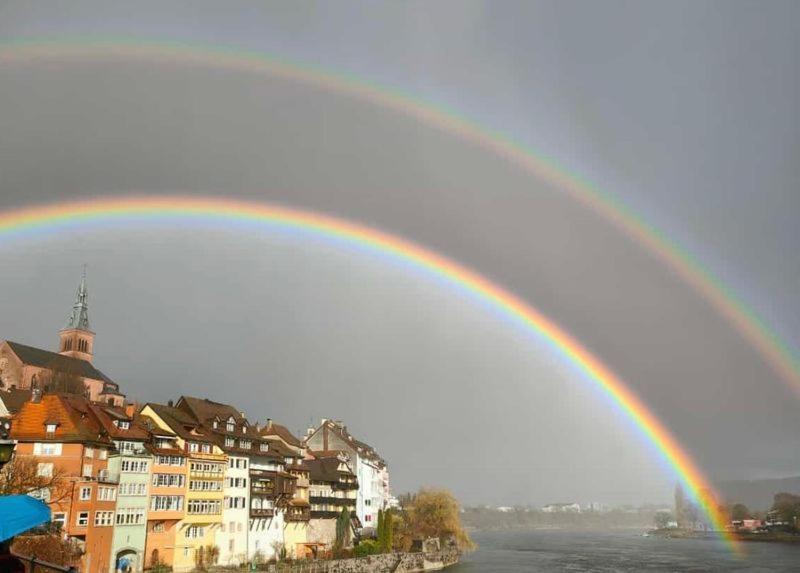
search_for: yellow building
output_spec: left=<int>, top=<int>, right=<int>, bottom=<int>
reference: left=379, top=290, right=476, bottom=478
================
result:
left=141, top=403, right=226, bottom=572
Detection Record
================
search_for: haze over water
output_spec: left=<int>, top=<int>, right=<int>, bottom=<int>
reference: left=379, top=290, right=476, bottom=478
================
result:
left=456, top=531, right=800, bottom=572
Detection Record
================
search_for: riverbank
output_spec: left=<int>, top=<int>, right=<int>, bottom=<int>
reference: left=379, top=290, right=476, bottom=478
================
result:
left=212, top=550, right=460, bottom=573
left=648, top=528, right=800, bottom=544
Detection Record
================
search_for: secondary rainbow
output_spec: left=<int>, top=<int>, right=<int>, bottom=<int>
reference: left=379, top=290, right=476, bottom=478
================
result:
left=0, top=196, right=736, bottom=547
left=0, top=37, right=797, bottom=397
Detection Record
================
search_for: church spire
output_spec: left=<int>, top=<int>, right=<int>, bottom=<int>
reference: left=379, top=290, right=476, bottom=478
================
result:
left=59, top=266, right=95, bottom=362
left=64, top=265, right=90, bottom=331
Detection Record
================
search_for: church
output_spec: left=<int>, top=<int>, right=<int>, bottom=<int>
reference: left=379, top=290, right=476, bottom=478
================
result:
left=0, top=271, right=125, bottom=406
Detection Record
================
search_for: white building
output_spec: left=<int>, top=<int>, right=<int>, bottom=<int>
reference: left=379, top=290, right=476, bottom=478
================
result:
left=304, top=419, right=389, bottom=534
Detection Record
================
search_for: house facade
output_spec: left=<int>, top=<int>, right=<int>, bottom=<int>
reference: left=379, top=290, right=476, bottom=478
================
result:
left=304, top=419, right=389, bottom=533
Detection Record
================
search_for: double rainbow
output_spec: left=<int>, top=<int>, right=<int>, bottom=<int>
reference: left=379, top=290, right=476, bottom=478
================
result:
left=1, top=37, right=797, bottom=398
left=0, top=196, right=735, bottom=548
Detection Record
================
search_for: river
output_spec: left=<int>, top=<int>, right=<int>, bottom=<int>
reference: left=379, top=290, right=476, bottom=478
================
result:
left=450, top=529, right=800, bottom=572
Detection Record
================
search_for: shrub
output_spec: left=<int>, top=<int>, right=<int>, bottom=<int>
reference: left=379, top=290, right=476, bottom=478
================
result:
left=354, top=540, right=379, bottom=558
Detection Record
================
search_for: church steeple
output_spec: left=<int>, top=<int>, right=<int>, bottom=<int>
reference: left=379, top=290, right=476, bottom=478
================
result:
left=59, top=267, right=95, bottom=362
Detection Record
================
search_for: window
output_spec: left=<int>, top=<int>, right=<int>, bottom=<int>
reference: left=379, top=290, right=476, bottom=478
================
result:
left=94, top=511, right=114, bottom=526
left=156, top=455, right=185, bottom=466
left=226, top=420, right=235, bottom=432
left=115, top=508, right=145, bottom=525
left=79, top=486, right=92, bottom=501
left=185, top=525, right=205, bottom=539
left=33, top=443, right=62, bottom=456
left=117, top=441, right=139, bottom=455
left=98, top=486, right=116, bottom=501
left=189, top=480, right=222, bottom=492
left=150, top=495, right=184, bottom=512
left=85, top=447, right=94, bottom=458
left=188, top=442, right=199, bottom=453
left=98, top=449, right=107, bottom=460
left=82, top=464, right=92, bottom=478
left=260, top=443, right=269, bottom=452
left=187, top=499, right=222, bottom=515
left=239, top=440, right=251, bottom=450
left=51, top=513, right=66, bottom=529
left=28, top=488, right=50, bottom=502
left=225, top=437, right=234, bottom=448
left=213, top=420, right=219, bottom=429
left=152, top=522, right=165, bottom=533
left=201, top=444, right=211, bottom=454
left=121, top=460, right=148, bottom=473
left=45, top=424, right=57, bottom=434
left=118, top=420, right=130, bottom=430
left=76, top=512, right=89, bottom=527
left=37, top=463, right=53, bottom=477
left=152, top=474, right=184, bottom=488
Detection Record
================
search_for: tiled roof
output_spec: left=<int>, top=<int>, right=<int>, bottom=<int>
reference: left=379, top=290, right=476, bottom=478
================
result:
left=0, top=388, right=32, bottom=414
left=311, top=420, right=386, bottom=466
left=89, top=404, right=150, bottom=440
left=175, top=395, right=279, bottom=457
left=260, top=420, right=302, bottom=447
left=306, top=457, right=355, bottom=483
left=146, top=402, right=214, bottom=443
left=10, top=394, right=112, bottom=445
left=5, top=341, right=119, bottom=389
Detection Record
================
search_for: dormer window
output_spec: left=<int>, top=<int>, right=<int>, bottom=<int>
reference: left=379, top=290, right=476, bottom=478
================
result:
left=213, top=420, right=219, bottom=429
left=201, top=443, right=211, bottom=454
left=113, top=420, right=131, bottom=430
left=45, top=423, right=57, bottom=434
left=225, top=437, right=234, bottom=448
left=260, top=443, right=269, bottom=452
left=240, top=440, right=251, bottom=450
left=242, top=425, right=247, bottom=434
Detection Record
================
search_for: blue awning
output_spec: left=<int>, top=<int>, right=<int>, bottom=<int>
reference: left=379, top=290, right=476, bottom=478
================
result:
left=0, top=495, right=51, bottom=542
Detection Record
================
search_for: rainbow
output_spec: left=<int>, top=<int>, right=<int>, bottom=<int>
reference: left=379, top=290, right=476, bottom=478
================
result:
left=0, top=38, right=797, bottom=398
left=0, top=196, right=736, bottom=548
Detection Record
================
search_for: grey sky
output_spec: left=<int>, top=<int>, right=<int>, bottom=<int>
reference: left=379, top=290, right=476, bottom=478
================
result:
left=0, top=1, right=798, bottom=506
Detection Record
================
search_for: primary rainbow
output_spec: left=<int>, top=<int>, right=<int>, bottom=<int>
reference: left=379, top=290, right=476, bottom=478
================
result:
left=0, top=37, right=797, bottom=397
left=0, top=196, right=735, bottom=547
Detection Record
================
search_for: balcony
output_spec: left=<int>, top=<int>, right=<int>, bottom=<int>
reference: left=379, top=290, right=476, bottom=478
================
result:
left=285, top=508, right=311, bottom=522
left=250, top=508, right=274, bottom=518
left=310, top=510, right=340, bottom=519
left=310, top=496, right=353, bottom=506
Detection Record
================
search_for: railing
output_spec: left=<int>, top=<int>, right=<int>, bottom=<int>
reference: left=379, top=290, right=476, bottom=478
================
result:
left=310, top=510, right=341, bottom=519
left=285, top=508, right=311, bottom=522
left=12, top=553, right=77, bottom=573
left=310, top=496, right=353, bottom=506
left=250, top=508, right=275, bottom=517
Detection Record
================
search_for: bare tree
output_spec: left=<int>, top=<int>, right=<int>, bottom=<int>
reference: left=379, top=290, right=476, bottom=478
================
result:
left=0, top=455, right=70, bottom=504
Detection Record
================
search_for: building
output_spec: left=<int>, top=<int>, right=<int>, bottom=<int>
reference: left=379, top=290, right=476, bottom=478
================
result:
left=139, top=415, right=188, bottom=571
left=542, top=502, right=582, bottom=513
left=305, top=452, right=358, bottom=551
left=304, top=419, right=389, bottom=533
left=173, top=397, right=263, bottom=567
left=0, top=388, right=30, bottom=466
left=10, top=394, right=119, bottom=573
left=140, top=402, right=225, bottom=572
left=260, top=420, right=311, bottom=559
left=0, top=273, right=124, bottom=405
left=90, top=404, right=153, bottom=573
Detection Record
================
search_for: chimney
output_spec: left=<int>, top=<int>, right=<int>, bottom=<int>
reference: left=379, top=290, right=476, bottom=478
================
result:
left=167, top=399, right=174, bottom=407
left=240, top=411, right=246, bottom=419
left=266, top=418, right=272, bottom=428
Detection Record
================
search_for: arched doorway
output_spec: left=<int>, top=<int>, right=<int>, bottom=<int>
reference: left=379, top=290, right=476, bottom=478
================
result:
left=116, top=549, right=139, bottom=573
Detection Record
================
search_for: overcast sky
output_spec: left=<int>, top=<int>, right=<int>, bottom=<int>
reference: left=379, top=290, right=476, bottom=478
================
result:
left=0, top=1, right=798, bottom=506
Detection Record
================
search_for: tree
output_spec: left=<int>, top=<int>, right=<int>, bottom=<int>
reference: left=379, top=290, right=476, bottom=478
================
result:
left=37, top=365, right=87, bottom=397
left=384, top=508, right=394, bottom=552
left=398, top=488, right=473, bottom=551
left=11, top=534, right=82, bottom=567
left=771, top=493, right=800, bottom=530
left=377, top=509, right=385, bottom=546
left=654, top=511, right=672, bottom=529
left=731, top=503, right=751, bottom=521
left=333, top=507, right=351, bottom=556
left=0, top=455, right=69, bottom=503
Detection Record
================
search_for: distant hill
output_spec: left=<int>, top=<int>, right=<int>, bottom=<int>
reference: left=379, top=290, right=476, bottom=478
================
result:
left=716, top=476, right=800, bottom=511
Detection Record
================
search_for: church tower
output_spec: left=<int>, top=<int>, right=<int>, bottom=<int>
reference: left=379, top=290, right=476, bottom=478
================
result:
left=58, top=268, right=95, bottom=363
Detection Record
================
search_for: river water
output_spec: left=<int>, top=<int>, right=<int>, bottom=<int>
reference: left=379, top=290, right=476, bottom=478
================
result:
left=450, top=530, right=800, bottom=572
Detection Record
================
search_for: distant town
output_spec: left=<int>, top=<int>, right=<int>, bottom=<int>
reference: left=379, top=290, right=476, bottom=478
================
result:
left=0, top=275, right=468, bottom=573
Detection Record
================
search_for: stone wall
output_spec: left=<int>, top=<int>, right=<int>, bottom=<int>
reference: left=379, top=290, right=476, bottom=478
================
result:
left=217, top=550, right=460, bottom=573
